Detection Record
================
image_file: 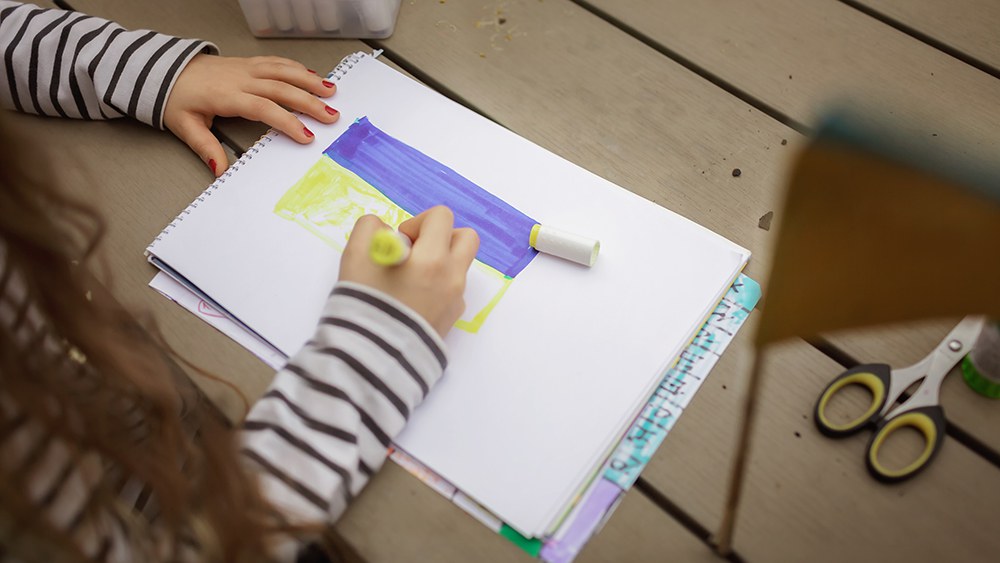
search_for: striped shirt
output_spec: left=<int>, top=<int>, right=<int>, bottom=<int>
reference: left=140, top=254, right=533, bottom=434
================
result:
left=242, top=282, right=447, bottom=561
left=0, top=3, right=449, bottom=560
left=0, top=0, right=215, bottom=128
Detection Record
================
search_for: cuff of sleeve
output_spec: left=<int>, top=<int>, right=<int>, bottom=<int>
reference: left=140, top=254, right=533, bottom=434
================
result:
left=150, top=39, right=219, bottom=130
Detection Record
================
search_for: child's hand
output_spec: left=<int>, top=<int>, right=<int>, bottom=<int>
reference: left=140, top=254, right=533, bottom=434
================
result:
left=339, top=207, right=480, bottom=338
left=164, top=54, right=339, bottom=177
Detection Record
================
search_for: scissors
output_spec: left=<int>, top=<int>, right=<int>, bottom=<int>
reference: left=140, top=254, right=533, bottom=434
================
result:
left=814, top=315, right=985, bottom=483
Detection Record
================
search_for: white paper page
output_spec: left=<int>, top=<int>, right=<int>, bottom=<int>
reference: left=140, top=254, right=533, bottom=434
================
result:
left=149, top=272, right=287, bottom=370
left=148, top=54, right=749, bottom=537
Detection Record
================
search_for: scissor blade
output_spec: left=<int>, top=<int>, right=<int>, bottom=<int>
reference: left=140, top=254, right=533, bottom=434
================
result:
left=926, top=315, right=986, bottom=378
left=885, top=315, right=986, bottom=415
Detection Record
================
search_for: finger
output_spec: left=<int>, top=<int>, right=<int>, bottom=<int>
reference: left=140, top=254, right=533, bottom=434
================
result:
left=450, top=227, right=480, bottom=268
left=234, top=94, right=315, bottom=143
left=250, top=55, right=309, bottom=71
left=341, top=215, right=389, bottom=272
left=343, top=215, right=388, bottom=261
left=396, top=210, right=428, bottom=241
left=399, top=206, right=455, bottom=251
left=249, top=58, right=337, bottom=98
left=247, top=79, right=339, bottom=124
left=168, top=112, right=228, bottom=177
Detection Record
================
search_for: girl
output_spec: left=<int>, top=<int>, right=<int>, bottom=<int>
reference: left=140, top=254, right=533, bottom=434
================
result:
left=0, top=2, right=478, bottom=561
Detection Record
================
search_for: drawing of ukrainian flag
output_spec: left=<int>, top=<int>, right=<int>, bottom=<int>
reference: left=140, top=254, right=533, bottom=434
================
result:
left=274, top=117, right=539, bottom=333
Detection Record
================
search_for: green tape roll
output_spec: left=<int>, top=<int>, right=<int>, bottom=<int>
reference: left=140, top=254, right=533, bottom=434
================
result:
left=961, top=356, right=1000, bottom=399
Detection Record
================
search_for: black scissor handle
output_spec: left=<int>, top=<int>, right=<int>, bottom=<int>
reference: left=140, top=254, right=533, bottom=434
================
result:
left=865, top=405, right=946, bottom=483
left=814, top=363, right=891, bottom=438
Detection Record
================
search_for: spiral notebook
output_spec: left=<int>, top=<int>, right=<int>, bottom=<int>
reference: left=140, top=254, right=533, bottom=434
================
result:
left=146, top=51, right=751, bottom=538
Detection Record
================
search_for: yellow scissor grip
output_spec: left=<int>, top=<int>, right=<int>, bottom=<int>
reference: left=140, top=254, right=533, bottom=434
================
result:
left=817, top=371, right=886, bottom=432
left=867, top=412, right=937, bottom=479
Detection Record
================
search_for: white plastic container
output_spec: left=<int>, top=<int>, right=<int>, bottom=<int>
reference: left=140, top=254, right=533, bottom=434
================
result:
left=237, top=0, right=402, bottom=38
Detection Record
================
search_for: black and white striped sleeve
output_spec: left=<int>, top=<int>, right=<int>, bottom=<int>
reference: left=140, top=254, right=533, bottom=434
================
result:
left=0, top=1, right=217, bottom=129
left=240, top=282, right=447, bottom=547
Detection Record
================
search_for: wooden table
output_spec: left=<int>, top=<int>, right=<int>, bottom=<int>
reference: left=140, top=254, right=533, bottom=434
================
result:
left=17, top=1, right=1000, bottom=561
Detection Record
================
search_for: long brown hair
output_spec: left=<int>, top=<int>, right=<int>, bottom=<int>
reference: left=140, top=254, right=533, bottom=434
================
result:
left=0, top=113, right=283, bottom=561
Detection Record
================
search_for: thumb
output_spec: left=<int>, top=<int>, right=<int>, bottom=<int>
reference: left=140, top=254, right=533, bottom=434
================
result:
left=168, top=112, right=228, bottom=177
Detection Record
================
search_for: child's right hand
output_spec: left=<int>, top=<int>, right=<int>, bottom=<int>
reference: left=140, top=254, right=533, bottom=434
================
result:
left=338, top=207, right=480, bottom=338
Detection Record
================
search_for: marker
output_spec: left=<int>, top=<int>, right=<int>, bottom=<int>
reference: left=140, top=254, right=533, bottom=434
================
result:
left=314, top=0, right=342, bottom=32
left=369, top=229, right=412, bottom=266
left=269, top=0, right=295, bottom=32
left=291, top=0, right=318, bottom=32
left=241, top=0, right=273, bottom=34
left=358, top=0, right=395, bottom=34
left=529, top=224, right=600, bottom=267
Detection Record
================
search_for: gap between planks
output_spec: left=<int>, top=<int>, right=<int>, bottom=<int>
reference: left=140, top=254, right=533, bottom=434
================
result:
left=570, top=0, right=808, bottom=135
left=836, top=0, right=1000, bottom=81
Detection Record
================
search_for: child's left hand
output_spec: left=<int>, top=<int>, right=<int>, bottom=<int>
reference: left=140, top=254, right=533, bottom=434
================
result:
left=164, top=54, right=340, bottom=177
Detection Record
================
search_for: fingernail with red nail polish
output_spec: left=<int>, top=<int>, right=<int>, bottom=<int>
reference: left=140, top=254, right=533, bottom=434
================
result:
left=208, top=159, right=217, bottom=175
left=322, top=80, right=334, bottom=88
left=325, top=106, right=339, bottom=117
left=303, top=127, right=314, bottom=138
left=307, top=69, right=317, bottom=74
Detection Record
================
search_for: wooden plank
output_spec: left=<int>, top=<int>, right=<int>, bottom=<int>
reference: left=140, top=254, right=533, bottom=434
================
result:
left=578, top=489, right=716, bottom=563
left=340, top=462, right=712, bottom=563
left=586, top=0, right=1000, bottom=157
left=853, top=0, right=1000, bottom=71
left=336, top=462, right=533, bottom=563
left=649, top=325, right=1000, bottom=561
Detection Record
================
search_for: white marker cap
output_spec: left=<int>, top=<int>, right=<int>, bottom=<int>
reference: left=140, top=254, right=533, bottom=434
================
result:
left=315, top=0, right=341, bottom=31
left=290, top=0, right=318, bottom=32
left=358, top=0, right=395, bottom=33
left=529, top=224, right=600, bottom=267
left=241, top=0, right=273, bottom=33
left=269, top=0, right=295, bottom=32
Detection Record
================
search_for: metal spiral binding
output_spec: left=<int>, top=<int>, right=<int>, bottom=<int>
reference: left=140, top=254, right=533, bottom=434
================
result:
left=327, top=51, right=366, bottom=81
left=146, top=134, right=277, bottom=251
left=146, top=51, right=374, bottom=255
